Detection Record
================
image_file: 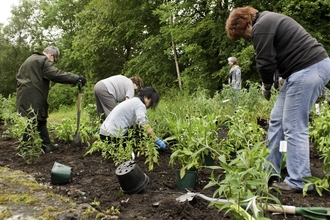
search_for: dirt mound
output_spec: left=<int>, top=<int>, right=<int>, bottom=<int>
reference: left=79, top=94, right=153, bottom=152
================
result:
left=1, top=128, right=330, bottom=219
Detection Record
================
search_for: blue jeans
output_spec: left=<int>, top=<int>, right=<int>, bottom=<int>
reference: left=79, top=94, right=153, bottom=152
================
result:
left=265, top=58, right=330, bottom=189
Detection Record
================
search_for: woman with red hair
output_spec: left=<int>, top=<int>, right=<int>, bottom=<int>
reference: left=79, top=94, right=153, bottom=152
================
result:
left=226, top=6, right=330, bottom=194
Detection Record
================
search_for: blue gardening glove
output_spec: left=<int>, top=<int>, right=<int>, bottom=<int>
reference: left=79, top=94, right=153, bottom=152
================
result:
left=262, top=83, right=272, bottom=101
left=155, top=138, right=166, bottom=150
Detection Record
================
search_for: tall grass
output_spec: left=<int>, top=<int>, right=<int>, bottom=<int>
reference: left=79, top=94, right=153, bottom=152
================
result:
left=48, top=107, right=76, bottom=124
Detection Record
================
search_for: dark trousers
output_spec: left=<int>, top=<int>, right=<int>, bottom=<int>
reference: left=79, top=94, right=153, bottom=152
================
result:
left=22, top=120, right=51, bottom=145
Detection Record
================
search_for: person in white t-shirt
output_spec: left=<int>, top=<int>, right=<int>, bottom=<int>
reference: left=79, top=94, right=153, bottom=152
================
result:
left=100, top=86, right=166, bottom=150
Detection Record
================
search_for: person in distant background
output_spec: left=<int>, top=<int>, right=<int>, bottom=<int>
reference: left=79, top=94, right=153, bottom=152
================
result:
left=100, top=86, right=166, bottom=150
left=94, top=75, right=143, bottom=122
left=226, top=6, right=330, bottom=193
left=228, top=57, right=242, bottom=90
left=16, top=46, right=87, bottom=153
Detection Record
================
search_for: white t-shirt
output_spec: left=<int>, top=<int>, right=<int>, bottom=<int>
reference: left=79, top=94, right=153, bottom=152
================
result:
left=100, top=97, right=148, bottom=137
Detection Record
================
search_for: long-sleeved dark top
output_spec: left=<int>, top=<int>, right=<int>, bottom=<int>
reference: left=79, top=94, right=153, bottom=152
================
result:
left=16, top=52, right=79, bottom=121
left=252, top=11, right=328, bottom=84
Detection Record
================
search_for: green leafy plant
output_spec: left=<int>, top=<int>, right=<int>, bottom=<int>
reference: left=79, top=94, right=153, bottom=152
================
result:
left=83, top=103, right=102, bottom=130
left=90, top=198, right=120, bottom=218
left=205, top=140, right=280, bottom=219
left=201, top=103, right=282, bottom=219
left=0, top=94, right=16, bottom=125
left=85, top=136, right=132, bottom=166
left=220, top=107, right=267, bottom=156
left=2, top=113, right=26, bottom=140
left=1, top=101, right=44, bottom=164
left=85, top=128, right=160, bottom=170
left=168, top=112, right=220, bottom=178
left=303, top=175, right=330, bottom=196
left=133, top=132, right=160, bottom=171
left=15, top=109, right=44, bottom=164
left=51, top=118, right=76, bottom=142
left=50, top=117, right=91, bottom=146
left=308, top=104, right=330, bottom=195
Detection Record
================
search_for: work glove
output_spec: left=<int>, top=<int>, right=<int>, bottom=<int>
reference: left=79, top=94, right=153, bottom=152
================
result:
left=77, top=76, right=87, bottom=86
left=155, top=138, right=166, bottom=150
left=262, top=83, right=272, bottom=101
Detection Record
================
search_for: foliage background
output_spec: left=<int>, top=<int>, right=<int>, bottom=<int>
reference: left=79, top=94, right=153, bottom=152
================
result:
left=0, top=0, right=330, bottom=110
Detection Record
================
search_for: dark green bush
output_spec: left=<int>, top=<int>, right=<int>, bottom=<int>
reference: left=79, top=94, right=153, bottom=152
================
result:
left=48, top=83, right=96, bottom=113
left=48, top=84, right=77, bottom=112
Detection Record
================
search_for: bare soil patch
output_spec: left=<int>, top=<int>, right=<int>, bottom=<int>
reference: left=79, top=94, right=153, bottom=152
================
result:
left=0, top=124, right=329, bottom=219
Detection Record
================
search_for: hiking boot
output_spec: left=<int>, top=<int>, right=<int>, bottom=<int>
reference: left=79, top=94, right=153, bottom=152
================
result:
left=270, top=181, right=314, bottom=194
left=43, top=143, right=58, bottom=153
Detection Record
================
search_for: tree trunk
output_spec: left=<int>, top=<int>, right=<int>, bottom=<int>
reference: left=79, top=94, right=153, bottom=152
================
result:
left=171, top=34, right=182, bottom=90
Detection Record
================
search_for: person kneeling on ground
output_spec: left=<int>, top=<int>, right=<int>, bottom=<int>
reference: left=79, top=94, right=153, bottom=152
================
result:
left=99, top=86, right=166, bottom=150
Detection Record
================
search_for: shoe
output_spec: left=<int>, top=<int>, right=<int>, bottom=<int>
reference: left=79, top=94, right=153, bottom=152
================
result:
left=268, top=176, right=279, bottom=187
left=43, top=143, right=58, bottom=153
left=271, top=181, right=303, bottom=194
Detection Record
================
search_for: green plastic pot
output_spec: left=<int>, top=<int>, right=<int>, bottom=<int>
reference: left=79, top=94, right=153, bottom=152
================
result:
left=51, top=162, right=72, bottom=185
left=204, top=154, right=214, bottom=166
left=176, top=170, right=197, bottom=190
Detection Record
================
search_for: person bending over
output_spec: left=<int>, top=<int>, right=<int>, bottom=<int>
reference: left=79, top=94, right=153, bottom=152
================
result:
left=94, top=75, right=143, bottom=122
left=226, top=6, right=330, bottom=193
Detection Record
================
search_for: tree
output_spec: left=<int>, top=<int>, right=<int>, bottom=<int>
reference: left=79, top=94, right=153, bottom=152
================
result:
left=1, top=0, right=330, bottom=98
left=277, top=0, right=330, bottom=52
left=0, top=31, right=30, bottom=97
left=0, top=0, right=36, bottom=96
left=39, top=0, right=92, bottom=73
left=71, top=0, right=165, bottom=84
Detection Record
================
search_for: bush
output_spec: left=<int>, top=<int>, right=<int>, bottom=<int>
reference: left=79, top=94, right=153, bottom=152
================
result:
left=48, top=83, right=96, bottom=114
left=48, top=84, right=77, bottom=112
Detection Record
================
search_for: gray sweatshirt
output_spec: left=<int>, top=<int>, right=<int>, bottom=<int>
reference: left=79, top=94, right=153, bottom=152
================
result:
left=101, top=75, right=135, bottom=102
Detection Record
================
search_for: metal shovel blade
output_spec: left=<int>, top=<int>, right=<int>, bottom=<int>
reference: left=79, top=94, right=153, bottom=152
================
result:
left=73, top=131, right=81, bottom=147
left=176, top=192, right=255, bottom=220
left=176, top=192, right=231, bottom=203
left=72, top=107, right=82, bottom=148
left=176, top=193, right=195, bottom=202
left=72, top=82, right=83, bottom=148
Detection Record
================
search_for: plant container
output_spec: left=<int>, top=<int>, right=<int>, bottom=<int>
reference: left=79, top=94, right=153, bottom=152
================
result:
left=176, top=169, right=197, bottom=190
left=204, top=154, right=214, bottom=166
left=51, top=162, right=72, bottom=185
left=115, top=160, right=149, bottom=194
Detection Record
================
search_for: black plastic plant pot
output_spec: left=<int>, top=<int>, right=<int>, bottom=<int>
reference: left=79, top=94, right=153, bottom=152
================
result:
left=115, top=160, right=149, bottom=194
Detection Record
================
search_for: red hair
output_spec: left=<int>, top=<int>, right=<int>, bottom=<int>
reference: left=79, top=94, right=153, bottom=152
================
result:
left=226, top=6, right=259, bottom=41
